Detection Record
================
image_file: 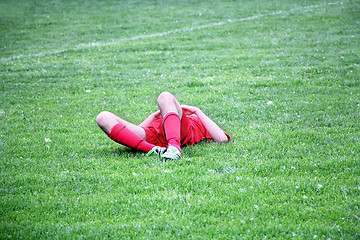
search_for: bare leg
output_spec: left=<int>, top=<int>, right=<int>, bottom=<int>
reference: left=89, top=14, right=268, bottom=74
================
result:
left=96, top=111, right=146, bottom=139
left=157, top=92, right=182, bottom=118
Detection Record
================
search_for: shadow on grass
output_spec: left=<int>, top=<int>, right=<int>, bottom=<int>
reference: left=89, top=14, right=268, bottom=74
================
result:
left=102, top=147, right=141, bottom=158
left=89, top=139, right=228, bottom=162
left=113, top=147, right=140, bottom=158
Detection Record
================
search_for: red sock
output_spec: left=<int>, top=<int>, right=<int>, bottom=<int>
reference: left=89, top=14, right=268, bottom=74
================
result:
left=109, top=124, right=154, bottom=152
left=163, top=112, right=181, bottom=152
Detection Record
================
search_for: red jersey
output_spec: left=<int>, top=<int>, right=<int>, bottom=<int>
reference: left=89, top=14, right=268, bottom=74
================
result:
left=144, top=112, right=230, bottom=147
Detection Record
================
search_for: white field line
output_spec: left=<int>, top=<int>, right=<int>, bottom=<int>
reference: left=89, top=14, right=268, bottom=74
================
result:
left=1, top=1, right=345, bottom=62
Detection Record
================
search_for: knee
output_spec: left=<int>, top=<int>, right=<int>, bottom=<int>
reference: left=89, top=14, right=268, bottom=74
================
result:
left=157, top=91, right=174, bottom=104
left=96, top=111, right=111, bottom=127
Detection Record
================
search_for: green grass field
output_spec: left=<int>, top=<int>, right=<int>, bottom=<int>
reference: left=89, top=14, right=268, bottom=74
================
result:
left=1, top=0, right=359, bottom=239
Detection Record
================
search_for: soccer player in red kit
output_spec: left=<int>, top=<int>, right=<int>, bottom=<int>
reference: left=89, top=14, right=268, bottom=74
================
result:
left=96, top=92, right=230, bottom=160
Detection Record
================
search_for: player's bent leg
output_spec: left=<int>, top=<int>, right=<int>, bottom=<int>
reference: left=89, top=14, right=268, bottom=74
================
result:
left=157, top=92, right=183, bottom=153
left=157, top=92, right=182, bottom=118
left=162, top=112, right=182, bottom=152
left=96, top=111, right=146, bottom=139
left=96, top=111, right=155, bottom=153
left=96, top=111, right=120, bottom=135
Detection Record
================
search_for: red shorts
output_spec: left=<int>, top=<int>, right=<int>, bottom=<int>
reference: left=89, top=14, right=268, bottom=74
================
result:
left=144, top=111, right=230, bottom=147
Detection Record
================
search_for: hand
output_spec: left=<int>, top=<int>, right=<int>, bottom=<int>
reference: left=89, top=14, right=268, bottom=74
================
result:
left=181, top=105, right=199, bottom=115
left=139, top=110, right=161, bottom=127
left=151, top=110, right=162, bottom=120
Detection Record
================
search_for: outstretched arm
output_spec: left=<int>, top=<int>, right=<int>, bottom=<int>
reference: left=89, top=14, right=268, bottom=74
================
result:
left=181, top=105, right=229, bottom=142
left=139, top=110, right=162, bottom=128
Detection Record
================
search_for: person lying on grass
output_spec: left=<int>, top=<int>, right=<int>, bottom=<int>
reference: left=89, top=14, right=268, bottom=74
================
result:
left=96, top=91, right=230, bottom=160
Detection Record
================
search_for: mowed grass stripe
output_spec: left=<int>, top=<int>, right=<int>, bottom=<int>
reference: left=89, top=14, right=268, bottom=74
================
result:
left=0, top=1, right=346, bottom=63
